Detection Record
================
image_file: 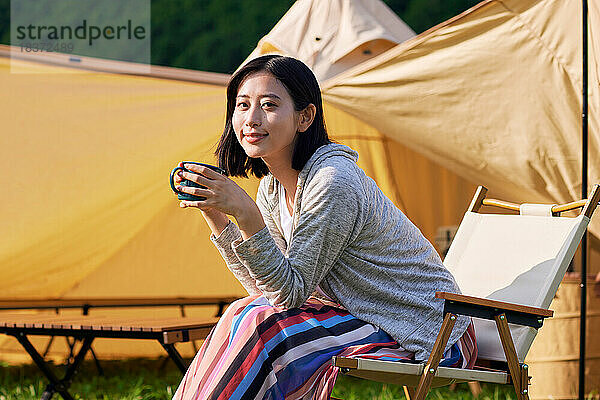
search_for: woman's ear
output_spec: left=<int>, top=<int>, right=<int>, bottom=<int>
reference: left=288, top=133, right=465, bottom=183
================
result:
left=297, top=104, right=317, bottom=133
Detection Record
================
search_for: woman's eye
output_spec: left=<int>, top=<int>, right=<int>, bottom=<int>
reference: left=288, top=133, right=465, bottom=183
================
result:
left=262, top=102, right=277, bottom=108
left=236, top=102, right=248, bottom=109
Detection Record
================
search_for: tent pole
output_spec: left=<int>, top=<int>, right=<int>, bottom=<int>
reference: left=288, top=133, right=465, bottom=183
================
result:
left=579, top=0, right=588, bottom=399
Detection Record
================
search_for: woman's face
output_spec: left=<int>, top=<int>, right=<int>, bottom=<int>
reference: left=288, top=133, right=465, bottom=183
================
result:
left=232, top=72, right=301, bottom=167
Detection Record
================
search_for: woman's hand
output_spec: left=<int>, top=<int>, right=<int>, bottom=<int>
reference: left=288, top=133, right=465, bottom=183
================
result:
left=176, top=163, right=250, bottom=216
left=175, top=162, right=265, bottom=240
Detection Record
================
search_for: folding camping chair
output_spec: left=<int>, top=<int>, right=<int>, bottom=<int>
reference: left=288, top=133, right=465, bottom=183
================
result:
left=332, top=184, right=600, bottom=400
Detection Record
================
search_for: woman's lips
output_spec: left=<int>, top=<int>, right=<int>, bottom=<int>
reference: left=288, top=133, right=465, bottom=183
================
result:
left=244, top=133, right=267, bottom=144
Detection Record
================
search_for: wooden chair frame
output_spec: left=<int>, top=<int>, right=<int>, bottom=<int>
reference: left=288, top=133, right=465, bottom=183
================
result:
left=333, top=184, right=600, bottom=400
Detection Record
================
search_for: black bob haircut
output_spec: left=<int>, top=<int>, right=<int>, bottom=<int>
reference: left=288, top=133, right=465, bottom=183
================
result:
left=215, top=55, right=331, bottom=178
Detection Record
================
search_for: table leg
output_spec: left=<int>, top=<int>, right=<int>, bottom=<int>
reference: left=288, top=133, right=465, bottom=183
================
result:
left=160, top=342, right=189, bottom=373
left=13, top=332, right=93, bottom=400
left=61, top=337, right=94, bottom=387
left=42, top=336, right=55, bottom=357
left=65, top=337, right=76, bottom=364
left=89, top=346, right=104, bottom=376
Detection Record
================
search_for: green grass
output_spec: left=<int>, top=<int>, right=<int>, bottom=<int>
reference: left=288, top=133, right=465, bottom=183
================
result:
left=0, top=358, right=517, bottom=400
left=0, top=359, right=180, bottom=400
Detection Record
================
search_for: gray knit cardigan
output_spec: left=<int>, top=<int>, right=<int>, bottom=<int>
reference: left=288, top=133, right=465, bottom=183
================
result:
left=211, top=143, right=470, bottom=360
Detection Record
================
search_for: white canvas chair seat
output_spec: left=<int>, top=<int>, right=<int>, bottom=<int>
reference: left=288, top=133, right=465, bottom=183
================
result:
left=332, top=185, right=600, bottom=400
left=334, top=356, right=510, bottom=387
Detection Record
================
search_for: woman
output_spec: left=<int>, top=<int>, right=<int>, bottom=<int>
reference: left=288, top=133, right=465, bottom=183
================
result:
left=172, top=55, right=476, bottom=400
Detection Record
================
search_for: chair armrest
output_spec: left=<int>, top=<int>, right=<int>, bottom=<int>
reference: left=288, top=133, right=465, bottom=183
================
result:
left=435, top=291, right=553, bottom=329
left=436, top=292, right=553, bottom=317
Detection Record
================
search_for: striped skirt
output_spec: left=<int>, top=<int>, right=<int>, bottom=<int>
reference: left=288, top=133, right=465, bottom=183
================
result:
left=173, top=295, right=477, bottom=400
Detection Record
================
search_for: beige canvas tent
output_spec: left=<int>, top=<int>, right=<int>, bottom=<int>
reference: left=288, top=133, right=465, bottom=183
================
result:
left=0, top=0, right=434, bottom=363
left=1, top=2, right=598, bottom=395
left=0, top=49, right=240, bottom=361
left=322, top=0, right=600, bottom=238
left=244, top=0, right=416, bottom=82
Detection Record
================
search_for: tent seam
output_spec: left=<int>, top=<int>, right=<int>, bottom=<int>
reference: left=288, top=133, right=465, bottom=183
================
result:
left=497, top=1, right=583, bottom=94
left=321, top=0, right=496, bottom=90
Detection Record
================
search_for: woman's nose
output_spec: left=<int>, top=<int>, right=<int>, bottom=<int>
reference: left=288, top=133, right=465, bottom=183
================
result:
left=245, top=105, right=262, bottom=127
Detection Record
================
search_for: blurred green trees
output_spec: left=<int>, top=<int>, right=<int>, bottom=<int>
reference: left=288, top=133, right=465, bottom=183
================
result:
left=150, top=0, right=294, bottom=72
left=0, top=0, right=480, bottom=73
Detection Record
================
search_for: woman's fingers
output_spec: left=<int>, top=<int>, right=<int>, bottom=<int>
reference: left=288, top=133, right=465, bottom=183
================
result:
left=179, top=199, right=215, bottom=211
left=172, top=162, right=187, bottom=184
left=175, top=163, right=224, bottom=188
left=176, top=185, right=212, bottom=198
left=179, top=170, right=213, bottom=188
left=180, top=200, right=204, bottom=208
left=173, top=169, right=184, bottom=184
left=175, top=163, right=244, bottom=216
left=184, top=163, right=225, bottom=180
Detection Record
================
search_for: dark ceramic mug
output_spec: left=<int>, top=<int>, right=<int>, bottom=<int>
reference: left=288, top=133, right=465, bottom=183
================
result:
left=170, top=162, right=225, bottom=201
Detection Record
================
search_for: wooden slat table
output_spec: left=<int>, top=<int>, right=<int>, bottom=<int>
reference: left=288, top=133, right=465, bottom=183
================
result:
left=0, top=313, right=220, bottom=400
left=0, top=296, right=240, bottom=317
left=0, top=296, right=239, bottom=369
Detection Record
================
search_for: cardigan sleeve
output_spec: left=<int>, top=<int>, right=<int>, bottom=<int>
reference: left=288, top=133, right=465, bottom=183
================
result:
left=232, top=164, right=367, bottom=308
left=210, top=220, right=261, bottom=296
